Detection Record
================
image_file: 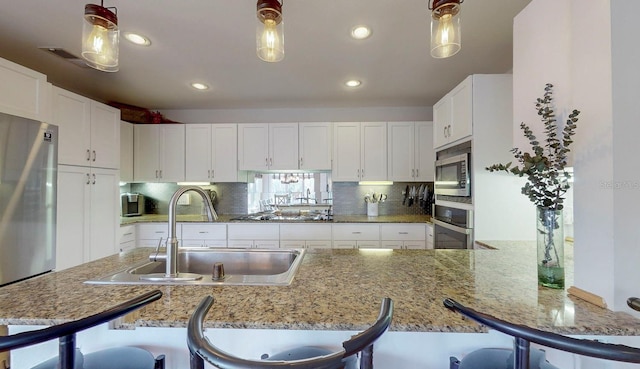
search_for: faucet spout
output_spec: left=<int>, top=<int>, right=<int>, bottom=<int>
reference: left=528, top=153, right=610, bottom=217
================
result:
left=166, top=186, right=217, bottom=278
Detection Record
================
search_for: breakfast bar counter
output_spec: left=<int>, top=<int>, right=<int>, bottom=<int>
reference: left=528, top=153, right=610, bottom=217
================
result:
left=0, top=242, right=638, bottom=336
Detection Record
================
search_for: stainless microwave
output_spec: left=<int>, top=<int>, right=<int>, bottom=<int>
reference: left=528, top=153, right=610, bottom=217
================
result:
left=434, top=153, right=470, bottom=197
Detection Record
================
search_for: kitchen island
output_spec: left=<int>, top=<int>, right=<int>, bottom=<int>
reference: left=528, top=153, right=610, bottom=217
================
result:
left=2, top=242, right=639, bottom=368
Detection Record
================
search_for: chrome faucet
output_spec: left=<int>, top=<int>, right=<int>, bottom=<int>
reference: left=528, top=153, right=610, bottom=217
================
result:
left=165, top=186, right=217, bottom=278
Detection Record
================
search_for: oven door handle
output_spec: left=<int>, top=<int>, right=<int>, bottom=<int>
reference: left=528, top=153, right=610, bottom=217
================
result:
left=432, top=219, right=472, bottom=234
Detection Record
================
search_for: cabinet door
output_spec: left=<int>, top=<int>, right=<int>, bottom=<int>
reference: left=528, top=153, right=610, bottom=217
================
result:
left=332, top=122, right=360, bottom=181
left=449, top=76, right=473, bottom=143
left=387, top=122, right=415, bottom=181
left=185, top=124, right=212, bottom=181
left=211, top=124, right=238, bottom=182
left=90, top=102, right=120, bottom=169
left=360, top=122, right=387, bottom=181
left=270, top=123, right=299, bottom=170
left=56, top=165, right=90, bottom=271
left=0, top=57, right=49, bottom=121
left=238, top=124, right=269, bottom=170
left=89, top=168, right=118, bottom=261
left=120, top=121, right=134, bottom=182
left=433, top=96, right=451, bottom=149
left=134, top=125, right=160, bottom=181
left=53, top=87, right=91, bottom=167
left=414, top=121, right=435, bottom=181
left=299, top=122, right=332, bottom=170
left=159, top=125, right=185, bottom=182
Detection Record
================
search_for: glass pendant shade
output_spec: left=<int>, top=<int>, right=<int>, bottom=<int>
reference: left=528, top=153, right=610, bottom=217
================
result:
left=82, top=3, right=119, bottom=72
left=256, top=0, right=284, bottom=62
left=430, top=0, right=462, bottom=59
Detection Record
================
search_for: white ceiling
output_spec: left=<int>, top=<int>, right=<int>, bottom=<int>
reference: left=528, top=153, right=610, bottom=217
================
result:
left=0, top=0, right=531, bottom=110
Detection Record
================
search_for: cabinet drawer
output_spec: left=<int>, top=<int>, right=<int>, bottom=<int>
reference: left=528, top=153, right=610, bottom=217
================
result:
left=333, top=240, right=356, bottom=249
left=228, top=240, right=253, bottom=248
left=305, top=240, right=331, bottom=249
left=404, top=241, right=426, bottom=249
left=380, top=240, right=403, bottom=249
left=119, top=225, right=136, bottom=244
left=227, top=224, right=279, bottom=240
left=380, top=224, right=426, bottom=240
left=181, top=223, right=226, bottom=240
left=280, top=240, right=306, bottom=249
left=280, top=223, right=332, bottom=240
left=332, top=224, right=379, bottom=240
left=357, top=240, right=381, bottom=249
left=254, top=240, right=279, bottom=249
left=137, top=223, right=173, bottom=239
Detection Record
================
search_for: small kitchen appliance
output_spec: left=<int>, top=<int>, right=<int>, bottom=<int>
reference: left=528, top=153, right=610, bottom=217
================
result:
left=121, top=193, right=144, bottom=217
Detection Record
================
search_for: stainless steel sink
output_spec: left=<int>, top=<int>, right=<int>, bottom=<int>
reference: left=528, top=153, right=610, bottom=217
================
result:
left=85, top=248, right=305, bottom=286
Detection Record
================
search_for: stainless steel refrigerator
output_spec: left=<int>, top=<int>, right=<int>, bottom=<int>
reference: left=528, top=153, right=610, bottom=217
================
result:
left=0, top=112, right=57, bottom=286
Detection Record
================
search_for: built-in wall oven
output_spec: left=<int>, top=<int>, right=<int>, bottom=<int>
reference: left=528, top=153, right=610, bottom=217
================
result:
left=432, top=204, right=473, bottom=249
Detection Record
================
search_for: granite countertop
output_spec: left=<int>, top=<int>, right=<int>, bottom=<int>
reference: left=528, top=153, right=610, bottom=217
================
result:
left=0, top=242, right=638, bottom=335
left=120, top=214, right=432, bottom=225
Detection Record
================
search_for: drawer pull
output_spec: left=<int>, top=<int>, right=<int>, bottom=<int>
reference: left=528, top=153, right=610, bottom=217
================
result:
left=352, top=231, right=362, bottom=234
left=154, top=231, right=164, bottom=234
left=199, top=231, right=208, bottom=234
left=123, top=232, right=133, bottom=236
left=399, top=232, right=409, bottom=235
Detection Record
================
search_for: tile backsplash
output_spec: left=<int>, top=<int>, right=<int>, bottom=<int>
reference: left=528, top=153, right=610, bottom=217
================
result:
left=125, top=181, right=432, bottom=216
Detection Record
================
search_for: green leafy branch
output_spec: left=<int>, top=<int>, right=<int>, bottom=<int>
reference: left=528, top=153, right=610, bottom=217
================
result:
left=486, top=83, right=579, bottom=210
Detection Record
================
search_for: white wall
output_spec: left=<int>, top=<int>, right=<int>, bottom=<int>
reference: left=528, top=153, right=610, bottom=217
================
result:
left=159, top=106, right=432, bottom=124
left=515, top=0, right=640, bottom=313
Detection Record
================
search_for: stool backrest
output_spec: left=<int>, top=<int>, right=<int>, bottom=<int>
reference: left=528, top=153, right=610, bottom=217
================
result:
left=444, top=298, right=640, bottom=368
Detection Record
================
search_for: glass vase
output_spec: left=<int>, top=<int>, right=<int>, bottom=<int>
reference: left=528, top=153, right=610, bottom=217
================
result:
left=536, top=207, right=565, bottom=289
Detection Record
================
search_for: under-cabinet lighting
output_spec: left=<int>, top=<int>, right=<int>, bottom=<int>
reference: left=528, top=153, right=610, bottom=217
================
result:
left=358, top=181, right=393, bottom=186
left=359, top=249, right=394, bottom=255
left=177, top=182, right=211, bottom=186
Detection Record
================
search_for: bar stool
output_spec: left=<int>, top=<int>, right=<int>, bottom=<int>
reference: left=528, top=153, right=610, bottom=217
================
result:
left=188, top=296, right=393, bottom=369
left=0, top=291, right=165, bottom=369
left=444, top=298, right=640, bottom=369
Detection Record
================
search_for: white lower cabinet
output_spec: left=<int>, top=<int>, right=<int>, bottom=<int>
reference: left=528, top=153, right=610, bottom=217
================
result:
left=119, top=225, right=136, bottom=252
left=332, top=224, right=380, bottom=249
left=56, top=165, right=118, bottom=271
left=227, top=223, right=279, bottom=249
left=181, top=223, right=227, bottom=247
left=426, top=223, right=434, bottom=249
left=380, top=224, right=426, bottom=249
left=137, top=223, right=173, bottom=248
left=280, top=224, right=332, bottom=249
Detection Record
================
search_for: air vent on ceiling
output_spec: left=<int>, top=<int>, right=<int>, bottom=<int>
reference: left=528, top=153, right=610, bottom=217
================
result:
left=39, top=47, right=90, bottom=68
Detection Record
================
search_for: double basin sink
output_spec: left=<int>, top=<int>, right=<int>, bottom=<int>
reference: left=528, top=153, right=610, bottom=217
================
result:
left=85, top=248, right=305, bottom=286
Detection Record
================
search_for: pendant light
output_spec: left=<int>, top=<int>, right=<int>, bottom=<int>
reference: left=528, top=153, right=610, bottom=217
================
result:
left=429, top=0, right=463, bottom=59
left=256, top=0, right=284, bottom=63
left=82, top=1, right=119, bottom=72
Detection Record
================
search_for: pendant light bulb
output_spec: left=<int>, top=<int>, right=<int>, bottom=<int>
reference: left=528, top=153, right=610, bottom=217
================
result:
left=430, top=0, right=462, bottom=59
left=82, top=3, right=119, bottom=72
left=256, top=0, right=284, bottom=63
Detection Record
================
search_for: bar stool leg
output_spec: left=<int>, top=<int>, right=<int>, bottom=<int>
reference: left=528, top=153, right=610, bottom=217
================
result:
left=513, top=337, right=531, bottom=369
left=359, top=344, right=373, bottom=369
left=190, top=349, right=204, bottom=369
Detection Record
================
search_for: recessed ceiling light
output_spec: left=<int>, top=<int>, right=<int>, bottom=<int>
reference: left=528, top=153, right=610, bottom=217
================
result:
left=345, top=80, right=362, bottom=88
left=351, top=26, right=372, bottom=40
left=191, top=82, right=210, bottom=91
left=124, top=32, right=151, bottom=46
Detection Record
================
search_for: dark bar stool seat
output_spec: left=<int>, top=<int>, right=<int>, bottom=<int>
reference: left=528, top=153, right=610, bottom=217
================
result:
left=188, top=296, right=393, bottom=369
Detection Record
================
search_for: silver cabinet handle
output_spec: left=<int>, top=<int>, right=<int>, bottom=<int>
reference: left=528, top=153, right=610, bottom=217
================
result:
left=300, top=157, right=303, bottom=167
left=211, top=169, right=214, bottom=178
left=86, top=149, right=91, bottom=161
left=399, top=232, right=409, bottom=235
left=92, top=150, right=96, bottom=162
left=416, top=169, right=419, bottom=178
left=86, top=173, right=91, bottom=185
left=159, top=170, right=162, bottom=178
left=92, top=173, right=96, bottom=185
left=123, top=232, right=133, bottom=236
left=155, top=170, right=159, bottom=178
left=265, top=158, right=268, bottom=166
left=207, top=170, right=211, bottom=178
left=352, top=231, right=362, bottom=234
left=412, top=169, right=415, bottom=178
left=269, top=158, right=273, bottom=166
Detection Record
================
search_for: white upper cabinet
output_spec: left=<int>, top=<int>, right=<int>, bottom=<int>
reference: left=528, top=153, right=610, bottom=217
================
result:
left=134, top=124, right=185, bottom=182
left=387, top=121, right=434, bottom=181
left=0, top=57, right=49, bottom=122
left=433, top=76, right=473, bottom=149
left=238, top=123, right=298, bottom=170
left=185, top=123, right=238, bottom=182
left=120, top=121, right=134, bottom=182
left=333, top=122, right=387, bottom=181
left=52, top=87, right=120, bottom=169
left=298, top=122, right=332, bottom=170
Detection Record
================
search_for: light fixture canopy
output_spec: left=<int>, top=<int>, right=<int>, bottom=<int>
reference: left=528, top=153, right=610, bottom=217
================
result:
left=256, top=0, right=284, bottom=62
left=429, top=0, right=463, bottom=59
left=82, top=1, right=119, bottom=72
